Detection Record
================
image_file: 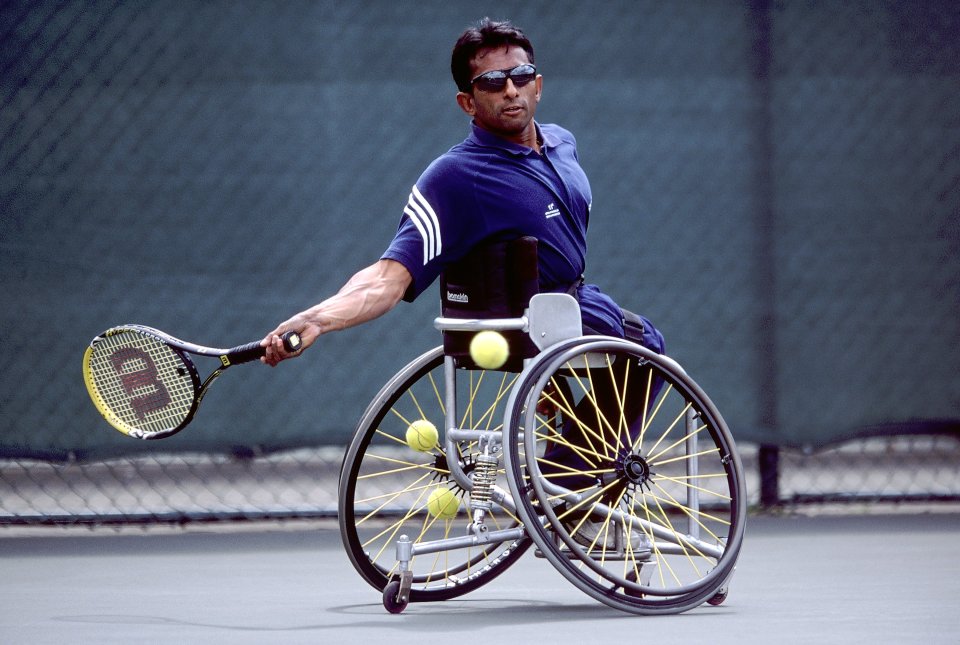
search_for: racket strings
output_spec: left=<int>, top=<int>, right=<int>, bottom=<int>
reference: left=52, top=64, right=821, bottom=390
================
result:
left=87, top=331, right=196, bottom=435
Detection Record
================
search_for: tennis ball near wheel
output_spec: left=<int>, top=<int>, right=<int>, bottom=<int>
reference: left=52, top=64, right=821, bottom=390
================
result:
left=405, top=419, right=438, bottom=452
left=426, top=487, right=460, bottom=519
left=469, top=330, right=509, bottom=369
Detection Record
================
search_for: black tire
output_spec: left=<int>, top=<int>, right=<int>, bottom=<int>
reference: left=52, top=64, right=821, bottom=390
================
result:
left=382, top=579, right=409, bottom=614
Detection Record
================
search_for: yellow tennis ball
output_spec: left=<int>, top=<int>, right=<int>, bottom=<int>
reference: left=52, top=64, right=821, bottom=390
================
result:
left=426, top=487, right=460, bottom=519
left=405, top=419, right=438, bottom=452
left=469, top=330, right=509, bottom=369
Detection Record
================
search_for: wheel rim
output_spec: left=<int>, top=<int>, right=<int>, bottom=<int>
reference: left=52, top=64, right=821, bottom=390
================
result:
left=504, top=339, right=746, bottom=613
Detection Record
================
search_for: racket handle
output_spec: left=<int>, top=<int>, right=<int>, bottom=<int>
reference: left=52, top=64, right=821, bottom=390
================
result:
left=228, top=331, right=302, bottom=365
left=281, top=331, right=302, bottom=352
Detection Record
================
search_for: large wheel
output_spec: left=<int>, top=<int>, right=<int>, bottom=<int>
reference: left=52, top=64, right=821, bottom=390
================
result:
left=339, top=347, right=530, bottom=603
left=503, top=337, right=746, bottom=615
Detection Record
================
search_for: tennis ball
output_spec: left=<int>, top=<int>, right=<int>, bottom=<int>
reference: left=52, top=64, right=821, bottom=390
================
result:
left=426, top=486, right=460, bottom=519
left=469, top=330, right=509, bottom=370
left=405, top=419, right=438, bottom=452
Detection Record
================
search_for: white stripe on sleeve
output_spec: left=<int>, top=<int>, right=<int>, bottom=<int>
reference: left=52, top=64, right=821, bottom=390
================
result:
left=403, top=186, right=442, bottom=264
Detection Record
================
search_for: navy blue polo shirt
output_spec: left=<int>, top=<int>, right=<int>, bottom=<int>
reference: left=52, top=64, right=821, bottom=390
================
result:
left=382, top=121, right=625, bottom=337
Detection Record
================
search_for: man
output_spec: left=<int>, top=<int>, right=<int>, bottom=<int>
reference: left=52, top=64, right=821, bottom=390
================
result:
left=262, top=18, right=662, bottom=362
left=261, top=19, right=663, bottom=548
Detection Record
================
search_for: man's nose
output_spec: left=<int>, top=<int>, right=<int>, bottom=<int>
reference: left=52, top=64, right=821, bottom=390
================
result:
left=503, top=78, right=520, bottom=97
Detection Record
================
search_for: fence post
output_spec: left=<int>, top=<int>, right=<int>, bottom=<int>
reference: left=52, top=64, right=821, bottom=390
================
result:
left=747, top=0, right=781, bottom=510
left=759, top=443, right=780, bottom=507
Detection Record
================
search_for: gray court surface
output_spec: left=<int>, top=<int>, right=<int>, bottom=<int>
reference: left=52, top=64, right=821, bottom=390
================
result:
left=2, top=514, right=958, bottom=645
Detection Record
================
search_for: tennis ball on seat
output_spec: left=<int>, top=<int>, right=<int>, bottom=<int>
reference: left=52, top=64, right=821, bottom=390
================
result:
left=469, top=330, right=509, bottom=369
left=405, top=419, right=438, bottom=452
left=426, top=486, right=460, bottom=519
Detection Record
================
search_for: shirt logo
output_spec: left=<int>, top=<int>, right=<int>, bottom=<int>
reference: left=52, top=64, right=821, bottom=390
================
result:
left=544, top=203, right=561, bottom=219
left=446, top=291, right=469, bottom=303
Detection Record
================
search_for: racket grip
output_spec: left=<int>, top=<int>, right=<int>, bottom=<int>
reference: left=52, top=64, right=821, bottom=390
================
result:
left=229, top=331, right=302, bottom=365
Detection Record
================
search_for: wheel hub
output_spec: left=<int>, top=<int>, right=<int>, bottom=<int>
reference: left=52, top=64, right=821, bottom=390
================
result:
left=619, top=453, right=651, bottom=487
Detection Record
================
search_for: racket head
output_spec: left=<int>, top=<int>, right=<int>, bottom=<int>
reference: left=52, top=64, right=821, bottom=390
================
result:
left=83, top=326, right=201, bottom=439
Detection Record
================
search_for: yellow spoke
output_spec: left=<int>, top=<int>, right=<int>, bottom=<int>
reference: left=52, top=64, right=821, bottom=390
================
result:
left=654, top=473, right=733, bottom=501
left=605, top=356, right=630, bottom=455
left=356, top=471, right=434, bottom=526
left=657, top=472, right=728, bottom=481
left=533, top=428, right=609, bottom=466
left=645, top=419, right=709, bottom=464
left=643, top=401, right=691, bottom=461
left=355, top=478, right=445, bottom=505
left=357, top=463, right=437, bottom=480
left=459, top=370, right=486, bottom=429
left=645, top=491, right=695, bottom=585
left=622, top=487, right=653, bottom=576
left=547, top=400, right=622, bottom=468
left=461, top=370, right=513, bottom=431
left=649, top=483, right=732, bottom=532
left=564, top=361, right=621, bottom=460
left=553, top=476, right=625, bottom=526
left=535, top=455, right=614, bottom=478
left=635, top=368, right=654, bottom=451
left=636, top=382, right=674, bottom=452
left=650, top=446, right=719, bottom=468
left=363, top=485, right=435, bottom=561
left=426, top=371, right=445, bottom=417
left=374, top=428, right=412, bottom=448
left=356, top=453, right=447, bottom=479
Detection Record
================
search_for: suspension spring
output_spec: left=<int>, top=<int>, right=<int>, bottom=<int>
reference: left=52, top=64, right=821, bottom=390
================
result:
left=470, top=452, right=498, bottom=513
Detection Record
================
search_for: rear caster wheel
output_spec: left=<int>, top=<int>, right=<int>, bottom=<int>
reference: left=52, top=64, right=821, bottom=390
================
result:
left=707, top=587, right=728, bottom=606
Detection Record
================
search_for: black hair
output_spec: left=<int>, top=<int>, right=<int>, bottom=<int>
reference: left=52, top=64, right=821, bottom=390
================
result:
left=451, top=18, right=535, bottom=93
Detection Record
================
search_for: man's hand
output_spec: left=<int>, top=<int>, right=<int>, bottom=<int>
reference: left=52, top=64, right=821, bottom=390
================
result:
left=261, top=317, right=318, bottom=366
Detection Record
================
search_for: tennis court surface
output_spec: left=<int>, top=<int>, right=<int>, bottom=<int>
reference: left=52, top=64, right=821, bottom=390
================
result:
left=2, top=513, right=957, bottom=644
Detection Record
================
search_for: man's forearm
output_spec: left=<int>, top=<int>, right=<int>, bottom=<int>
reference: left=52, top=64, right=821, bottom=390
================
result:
left=305, top=260, right=410, bottom=333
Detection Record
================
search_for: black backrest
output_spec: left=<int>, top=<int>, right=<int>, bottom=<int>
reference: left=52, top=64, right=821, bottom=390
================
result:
left=440, top=236, right=540, bottom=371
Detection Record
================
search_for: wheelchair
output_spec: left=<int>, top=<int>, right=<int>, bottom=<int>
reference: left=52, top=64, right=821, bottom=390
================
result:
left=338, top=238, right=746, bottom=616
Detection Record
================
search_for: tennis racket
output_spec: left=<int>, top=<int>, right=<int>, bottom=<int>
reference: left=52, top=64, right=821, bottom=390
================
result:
left=82, top=325, right=301, bottom=440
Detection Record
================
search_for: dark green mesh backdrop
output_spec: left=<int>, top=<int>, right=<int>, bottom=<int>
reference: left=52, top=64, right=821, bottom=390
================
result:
left=2, top=0, right=958, bottom=460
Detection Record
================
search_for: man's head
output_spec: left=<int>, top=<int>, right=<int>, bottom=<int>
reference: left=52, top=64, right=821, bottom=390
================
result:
left=452, top=19, right=542, bottom=145
left=451, top=19, right=535, bottom=93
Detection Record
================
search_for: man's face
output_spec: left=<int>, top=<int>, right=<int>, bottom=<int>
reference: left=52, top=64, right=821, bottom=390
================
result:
left=457, top=45, right=542, bottom=143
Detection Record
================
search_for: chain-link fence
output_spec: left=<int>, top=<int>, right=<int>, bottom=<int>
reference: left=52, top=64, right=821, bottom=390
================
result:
left=3, top=434, right=960, bottom=525
left=2, top=1, right=958, bottom=524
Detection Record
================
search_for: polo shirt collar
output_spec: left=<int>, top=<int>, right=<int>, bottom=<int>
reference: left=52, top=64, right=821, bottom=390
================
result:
left=468, top=121, right=556, bottom=156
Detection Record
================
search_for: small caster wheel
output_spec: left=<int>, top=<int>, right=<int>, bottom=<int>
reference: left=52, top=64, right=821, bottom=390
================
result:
left=707, top=586, right=728, bottom=606
left=383, top=579, right=409, bottom=614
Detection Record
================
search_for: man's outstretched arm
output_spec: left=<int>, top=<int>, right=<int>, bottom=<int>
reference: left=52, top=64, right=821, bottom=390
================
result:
left=261, top=258, right=412, bottom=366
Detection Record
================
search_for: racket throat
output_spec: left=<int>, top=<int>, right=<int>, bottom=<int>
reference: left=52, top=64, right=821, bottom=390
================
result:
left=196, top=368, right=227, bottom=405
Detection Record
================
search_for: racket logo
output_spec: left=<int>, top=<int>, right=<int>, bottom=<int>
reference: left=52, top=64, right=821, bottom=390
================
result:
left=109, top=347, right=172, bottom=420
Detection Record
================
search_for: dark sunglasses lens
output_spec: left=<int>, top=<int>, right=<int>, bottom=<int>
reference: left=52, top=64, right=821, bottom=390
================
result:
left=473, top=65, right=536, bottom=91
left=510, top=72, right=535, bottom=86
left=475, top=73, right=508, bottom=92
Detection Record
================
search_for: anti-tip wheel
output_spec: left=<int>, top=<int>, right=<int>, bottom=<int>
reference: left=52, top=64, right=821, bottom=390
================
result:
left=383, top=580, right=409, bottom=614
left=707, top=587, right=729, bottom=606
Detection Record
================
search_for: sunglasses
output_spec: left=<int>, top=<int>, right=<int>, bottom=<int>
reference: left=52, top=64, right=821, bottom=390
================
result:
left=470, top=64, right=537, bottom=92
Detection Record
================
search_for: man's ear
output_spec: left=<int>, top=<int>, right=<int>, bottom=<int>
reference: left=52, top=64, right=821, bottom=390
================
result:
left=456, top=91, right=476, bottom=117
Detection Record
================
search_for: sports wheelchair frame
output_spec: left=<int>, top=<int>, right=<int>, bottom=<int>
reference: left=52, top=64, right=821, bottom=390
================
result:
left=337, top=290, right=746, bottom=616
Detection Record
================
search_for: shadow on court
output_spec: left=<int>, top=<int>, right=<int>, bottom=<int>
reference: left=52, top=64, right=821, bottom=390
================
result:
left=2, top=514, right=958, bottom=644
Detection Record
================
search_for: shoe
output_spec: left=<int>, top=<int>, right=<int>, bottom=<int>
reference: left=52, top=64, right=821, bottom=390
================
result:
left=565, top=514, right=652, bottom=557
